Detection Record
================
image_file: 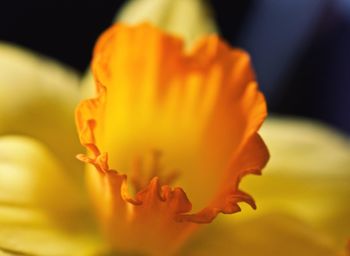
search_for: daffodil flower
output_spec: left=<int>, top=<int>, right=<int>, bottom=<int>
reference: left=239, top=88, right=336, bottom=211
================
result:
left=0, top=4, right=349, bottom=256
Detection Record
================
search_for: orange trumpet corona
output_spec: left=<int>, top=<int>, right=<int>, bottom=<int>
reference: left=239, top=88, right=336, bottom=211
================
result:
left=76, top=23, right=269, bottom=255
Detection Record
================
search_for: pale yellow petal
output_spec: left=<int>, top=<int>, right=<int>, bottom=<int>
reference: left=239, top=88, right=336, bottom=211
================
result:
left=261, top=117, right=350, bottom=176
left=0, top=207, right=102, bottom=256
left=117, top=0, right=217, bottom=47
left=0, top=135, right=102, bottom=255
left=181, top=214, right=341, bottom=256
left=0, top=135, right=86, bottom=221
left=239, top=117, right=350, bottom=248
left=0, top=43, right=83, bottom=176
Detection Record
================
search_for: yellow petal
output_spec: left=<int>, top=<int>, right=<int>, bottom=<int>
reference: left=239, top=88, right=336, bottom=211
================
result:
left=0, top=43, right=83, bottom=176
left=261, top=117, right=350, bottom=176
left=0, top=135, right=102, bottom=255
left=240, top=117, right=350, bottom=248
left=0, top=208, right=102, bottom=256
left=180, top=213, right=341, bottom=256
left=0, top=135, right=86, bottom=220
left=117, top=0, right=217, bottom=47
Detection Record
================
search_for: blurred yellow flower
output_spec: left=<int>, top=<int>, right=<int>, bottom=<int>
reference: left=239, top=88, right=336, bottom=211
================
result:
left=0, top=0, right=349, bottom=255
left=0, top=39, right=349, bottom=255
left=0, top=43, right=100, bottom=255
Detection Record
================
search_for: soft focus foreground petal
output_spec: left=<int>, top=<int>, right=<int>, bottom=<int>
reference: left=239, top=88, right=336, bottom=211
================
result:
left=117, top=0, right=217, bottom=47
left=261, top=117, right=350, bottom=176
left=0, top=208, right=102, bottom=256
left=0, top=135, right=86, bottom=221
left=180, top=214, right=341, bottom=256
left=0, top=135, right=102, bottom=255
left=0, top=43, right=83, bottom=177
left=239, top=117, right=350, bottom=248
left=76, top=23, right=268, bottom=254
left=81, top=0, right=217, bottom=99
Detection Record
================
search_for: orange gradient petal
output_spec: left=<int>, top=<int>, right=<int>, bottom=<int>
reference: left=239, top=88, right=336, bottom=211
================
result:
left=76, top=23, right=269, bottom=254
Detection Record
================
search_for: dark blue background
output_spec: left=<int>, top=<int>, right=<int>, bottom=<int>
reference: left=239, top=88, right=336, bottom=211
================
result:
left=1, top=0, right=349, bottom=134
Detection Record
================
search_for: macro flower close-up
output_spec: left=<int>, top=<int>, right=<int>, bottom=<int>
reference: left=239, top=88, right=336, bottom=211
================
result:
left=0, top=0, right=350, bottom=255
left=76, top=21, right=268, bottom=255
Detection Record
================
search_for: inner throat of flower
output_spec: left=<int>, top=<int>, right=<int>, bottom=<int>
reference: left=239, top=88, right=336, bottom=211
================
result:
left=130, top=150, right=180, bottom=193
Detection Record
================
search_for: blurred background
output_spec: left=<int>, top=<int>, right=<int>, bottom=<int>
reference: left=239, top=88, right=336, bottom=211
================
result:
left=0, top=0, right=349, bottom=134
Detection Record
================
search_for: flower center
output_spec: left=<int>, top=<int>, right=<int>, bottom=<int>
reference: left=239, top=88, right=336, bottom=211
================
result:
left=130, top=150, right=179, bottom=193
left=78, top=144, right=196, bottom=255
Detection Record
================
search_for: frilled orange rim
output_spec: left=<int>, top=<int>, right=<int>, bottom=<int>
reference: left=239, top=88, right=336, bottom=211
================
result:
left=75, top=22, right=269, bottom=254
